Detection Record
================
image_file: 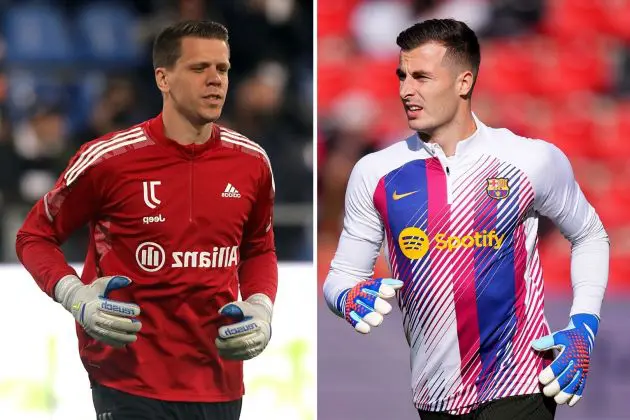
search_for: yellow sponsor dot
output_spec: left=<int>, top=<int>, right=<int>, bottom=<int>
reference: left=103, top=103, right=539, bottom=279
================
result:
left=398, top=227, right=429, bottom=260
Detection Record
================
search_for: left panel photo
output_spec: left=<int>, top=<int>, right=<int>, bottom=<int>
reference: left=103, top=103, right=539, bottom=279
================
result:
left=0, top=2, right=314, bottom=420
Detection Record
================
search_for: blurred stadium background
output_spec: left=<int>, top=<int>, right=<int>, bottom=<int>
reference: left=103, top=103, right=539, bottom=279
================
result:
left=318, top=0, right=630, bottom=419
left=0, top=0, right=314, bottom=419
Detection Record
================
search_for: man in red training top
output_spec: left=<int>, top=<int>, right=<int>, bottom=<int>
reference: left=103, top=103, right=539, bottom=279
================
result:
left=16, top=20, right=277, bottom=420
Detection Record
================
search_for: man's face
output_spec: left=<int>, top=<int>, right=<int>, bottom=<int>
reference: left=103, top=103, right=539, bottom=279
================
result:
left=160, top=37, right=230, bottom=124
left=397, top=42, right=462, bottom=134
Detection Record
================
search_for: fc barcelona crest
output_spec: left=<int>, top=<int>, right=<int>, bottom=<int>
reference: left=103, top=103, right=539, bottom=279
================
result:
left=486, top=178, right=510, bottom=200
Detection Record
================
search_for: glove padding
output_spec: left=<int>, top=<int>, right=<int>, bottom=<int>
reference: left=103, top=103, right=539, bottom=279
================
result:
left=216, top=293, right=273, bottom=360
left=55, top=275, right=142, bottom=348
left=531, top=313, right=599, bottom=407
left=337, top=278, right=404, bottom=334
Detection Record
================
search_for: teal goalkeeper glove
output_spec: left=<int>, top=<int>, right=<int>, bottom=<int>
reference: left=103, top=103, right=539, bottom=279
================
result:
left=55, top=275, right=142, bottom=348
left=216, top=293, right=273, bottom=360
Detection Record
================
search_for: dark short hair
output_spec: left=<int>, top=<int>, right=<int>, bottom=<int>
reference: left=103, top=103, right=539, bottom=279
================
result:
left=152, top=20, right=229, bottom=69
left=397, top=19, right=480, bottom=83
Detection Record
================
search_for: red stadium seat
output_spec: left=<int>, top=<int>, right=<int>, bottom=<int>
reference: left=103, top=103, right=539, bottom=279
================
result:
left=541, top=0, right=607, bottom=42
left=318, top=0, right=359, bottom=38
left=604, top=0, right=630, bottom=42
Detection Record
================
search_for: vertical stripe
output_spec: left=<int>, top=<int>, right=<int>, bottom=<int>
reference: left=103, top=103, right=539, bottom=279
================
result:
left=474, top=170, right=519, bottom=400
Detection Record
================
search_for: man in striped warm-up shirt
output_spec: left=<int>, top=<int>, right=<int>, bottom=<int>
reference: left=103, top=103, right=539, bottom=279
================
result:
left=16, top=20, right=277, bottom=420
left=324, top=19, right=608, bottom=419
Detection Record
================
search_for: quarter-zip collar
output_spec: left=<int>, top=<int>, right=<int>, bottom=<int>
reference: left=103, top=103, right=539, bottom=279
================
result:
left=145, top=113, right=220, bottom=158
left=419, top=113, right=486, bottom=159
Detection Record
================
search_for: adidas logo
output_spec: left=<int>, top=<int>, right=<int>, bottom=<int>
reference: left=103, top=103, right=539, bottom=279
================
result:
left=221, top=183, right=241, bottom=198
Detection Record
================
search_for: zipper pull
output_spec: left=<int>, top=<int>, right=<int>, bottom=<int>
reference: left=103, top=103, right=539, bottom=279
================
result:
left=446, top=166, right=450, bottom=175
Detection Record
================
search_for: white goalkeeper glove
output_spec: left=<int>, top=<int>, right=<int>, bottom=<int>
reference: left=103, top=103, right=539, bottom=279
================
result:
left=215, top=293, right=273, bottom=360
left=55, top=275, right=142, bottom=348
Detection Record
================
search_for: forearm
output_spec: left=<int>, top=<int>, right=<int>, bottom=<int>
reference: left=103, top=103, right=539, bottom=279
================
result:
left=324, top=232, right=381, bottom=316
left=238, top=250, right=278, bottom=302
left=570, top=220, right=609, bottom=317
left=16, top=232, right=77, bottom=299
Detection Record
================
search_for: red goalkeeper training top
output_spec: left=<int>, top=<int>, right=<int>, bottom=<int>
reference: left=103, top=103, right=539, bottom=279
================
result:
left=16, top=113, right=278, bottom=402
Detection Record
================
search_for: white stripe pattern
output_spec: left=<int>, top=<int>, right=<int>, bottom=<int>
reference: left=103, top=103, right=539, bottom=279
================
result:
left=380, top=155, right=545, bottom=414
left=220, top=127, right=275, bottom=191
left=64, top=126, right=147, bottom=185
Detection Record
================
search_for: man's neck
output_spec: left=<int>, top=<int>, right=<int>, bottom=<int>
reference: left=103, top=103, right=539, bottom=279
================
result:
left=419, top=110, right=477, bottom=157
left=162, top=106, right=213, bottom=146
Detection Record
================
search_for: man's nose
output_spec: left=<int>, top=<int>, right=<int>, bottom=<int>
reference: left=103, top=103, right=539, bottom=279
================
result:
left=206, top=68, right=221, bottom=85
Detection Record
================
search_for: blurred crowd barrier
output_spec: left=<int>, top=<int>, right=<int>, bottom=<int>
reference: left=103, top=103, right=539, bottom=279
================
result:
left=0, top=0, right=313, bottom=262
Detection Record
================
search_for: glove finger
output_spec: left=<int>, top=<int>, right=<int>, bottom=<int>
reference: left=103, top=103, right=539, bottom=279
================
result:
left=91, top=325, right=138, bottom=345
left=544, top=360, right=576, bottom=397
left=96, top=312, right=142, bottom=334
left=351, top=313, right=371, bottom=334
left=531, top=333, right=558, bottom=352
left=362, top=311, right=384, bottom=327
left=555, top=370, right=582, bottom=405
left=98, top=298, right=141, bottom=318
left=216, top=331, right=264, bottom=351
left=567, top=393, right=582, bottom=407
left=101, top=276, right=132, bottom=296
left=538, top=365, right=556, bottom=386
left=378, top=278, right=404, bottom=297
left=217, top=340, right=265, bottom=360
left=373, top=297, right=393, bottom=315
left=218, top=319, right=262, bottom=340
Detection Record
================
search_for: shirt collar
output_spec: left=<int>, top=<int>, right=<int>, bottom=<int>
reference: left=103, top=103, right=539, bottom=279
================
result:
left=144, top=113, right=220, bottom=157
left=418, top=113, right=485, bottom=158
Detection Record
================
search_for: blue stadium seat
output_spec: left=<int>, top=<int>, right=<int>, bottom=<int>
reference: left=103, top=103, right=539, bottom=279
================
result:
left=3, top=4, right=75, bottom=64
left=74, top=2, right=142, bottom=67
left=6, top=70, right=69, bottom=122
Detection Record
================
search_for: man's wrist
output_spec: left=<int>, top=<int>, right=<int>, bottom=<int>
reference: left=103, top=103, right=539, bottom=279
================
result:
left=245, top=293, right=273, bottom=322
left=54, top=275, right=82, bottom=312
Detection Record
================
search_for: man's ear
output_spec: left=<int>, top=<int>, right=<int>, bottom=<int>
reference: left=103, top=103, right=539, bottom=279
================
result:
left=458, top=70, right=474, bottom=98
left=155, top=68, right=169, bottom=94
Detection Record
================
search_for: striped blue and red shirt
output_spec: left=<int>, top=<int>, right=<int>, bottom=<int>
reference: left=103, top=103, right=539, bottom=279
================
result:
left=324, top=115, right=607, bottom=414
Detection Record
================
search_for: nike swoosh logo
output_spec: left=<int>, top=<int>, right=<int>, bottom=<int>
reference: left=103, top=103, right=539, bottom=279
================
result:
left=392, top=190, right=419, bottom=200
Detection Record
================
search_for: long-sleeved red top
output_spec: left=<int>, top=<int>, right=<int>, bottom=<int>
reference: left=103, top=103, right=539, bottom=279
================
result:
left=16, top=113, right=278, bottom=402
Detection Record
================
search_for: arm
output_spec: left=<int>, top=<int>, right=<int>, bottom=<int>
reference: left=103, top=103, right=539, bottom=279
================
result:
left=216, top=158, right=277, bottom=360
left=237, top=159, right=278, bottom=302
left=323, top=157, right=403, bottom=333
left=534, top=143, right=609, bottom=317
left=531, top=142, right=609, bottom=406
left=16, top=147, right=103, bottom=297
left=16, top=146, right=141, bottom=347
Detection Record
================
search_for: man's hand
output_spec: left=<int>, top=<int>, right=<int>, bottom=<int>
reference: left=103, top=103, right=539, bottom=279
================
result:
left=216, top=293, right=273, bottom=361
left=531, top=313, right=599, bottom=407
left=55, top=275, right=142, bottom=348
left=336, top=278, right=404, bottom=334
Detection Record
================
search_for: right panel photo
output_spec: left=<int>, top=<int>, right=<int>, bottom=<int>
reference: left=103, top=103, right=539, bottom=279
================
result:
left=318, top=2, right=630, bottom=420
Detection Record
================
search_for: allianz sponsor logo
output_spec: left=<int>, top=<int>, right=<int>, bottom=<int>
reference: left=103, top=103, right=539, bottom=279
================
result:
left=136, top=242, right=239, bottom=272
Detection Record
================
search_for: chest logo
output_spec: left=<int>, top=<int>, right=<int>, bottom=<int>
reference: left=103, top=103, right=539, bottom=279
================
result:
left=143, top=181, right=162, bottom=209
left=136, top=241, right=166, bottom=272
left=398, top=227, right=430, bottom=259
left=393, top=190, right=419, bottom=201
left=222, top=183, right=241, bottom=198
left=486, top=178, right=510, bottom=200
